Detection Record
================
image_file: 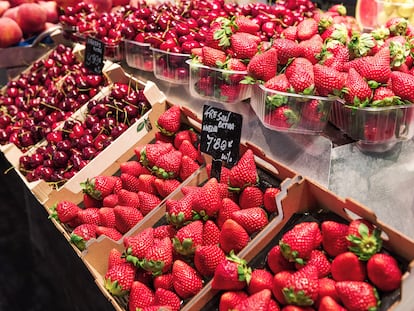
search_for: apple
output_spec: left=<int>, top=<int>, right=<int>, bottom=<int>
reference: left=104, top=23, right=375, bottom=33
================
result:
left=38, top=0, right=59, bottom=24
left=0, top=1, right=10, bottom=16
left=84, top=0, right=113, bottom=14
left=8, top=0, right=35, bottom=7
left=112, top=0, right=129, bottom=7
left=3, top=6, right=19, bottom=21
left=0, top=17, right=23, bottom=48
left=15, top=3, right=47, bottom=36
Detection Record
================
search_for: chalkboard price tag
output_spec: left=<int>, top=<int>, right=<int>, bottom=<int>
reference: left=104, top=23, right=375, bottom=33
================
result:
left=84, top=36, right=104, bottom=74
left=200, top=105, right=242, bottom=167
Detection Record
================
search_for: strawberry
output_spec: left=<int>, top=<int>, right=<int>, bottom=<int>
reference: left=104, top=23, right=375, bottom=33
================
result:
left=104, top=262, right=136, bottom=296
left=153, top=273, right=174, bottom=291
left=272, top=38, right=301, bottom=65
left=194, top=244, right=226, bottom=277
left=154, top=131, right=174, bottom=144
left=322, top=43, right=350, bottom=72
left=331, top=251, right=367, bottom=282
left=153, top=288, right=181, bottom=311
left=172, top=259, right=203, bottom=299
left=281, top=26, right=298, bottom=41
left=282, top=265, right=319, bottom=306
left=335, top=281, right=379, bottom=311
left=173, top=129, right=194, bottom=149
left=226, top=57, right=248, bottom=83
left=318, top=296, right=347, bottom=311
left=179, top=155, right=200, bottom=181
left=385, top=17, right=408, bottom=36
left=248, top=269, right=273, bottom=295
left=202, top=219, right=221, bottom=246
left=113, top=205, right=143, bottom=234
left=154, top=178, right=181, bottom=198
left=229, top=149, right=258, bottom=190
left=300, top=99, right=327, bottom=124
left=128, top=281, right=155, bottom=310
left=297, top=18, right=318, bottom=41
left=234, top=288, right=272, bottom=311
left=120, top=173, right=140, bottom=193
left=141, top=237, right=173, bottom=275
left=263, top=187, right=280, bottom=214
left=201, top=46, right=227, bottom=67
left=231, top=207, right=268, bottom=235
left=265, top=106, right=299, bottom=129
left=318, top=277, right=340, bottom=303
left=82, top=193, right=102, bottom=208
left=77, top=208, right=101, bottom=225
left=279, top=221, right=322, bottom=264
left=51, top=200, right=80, bottom=223
left=205, top=21, right=227, bottom=49
left=321, top=220, right=349, bottom=257
left=219, top=218, right=250, bottom=254
left=206, top=163, right=231, bottom=184
left=234, top=15, right=260, bottom=34
left=220, top=84, right=241, bottom=102
left=117, top=189, right=140, bottom=209
left=120, top=160, right=149, bottom=177
left=238, top=186, right=263, bottom=209
left=246, top=47, right=278, bottom=82
left=139, top=142, right=174, bottom=168
left=81, top=175, right=117, bottom=200
left=113, top=177, right=123, bottom=193
left=153, top=224, right=176, bottom=240
left=219, top=291, right=249, bottom=311
left=165, top=194, right=195, bottom=227
left=230, top=32, right=259, bottom=59
left=389, top=71, right=414, bottom=102
left=102, top=194, right=119, bottom=208
left=211, top=251, right=252, bottom=291
left=107, top=248, right=126, bottom=270
left=363, top=115, right=395, bottom=142
left=70, top=223, right=97, bottom=250
left=371, top=86, right=401, bottom=107
left=154, top=150, right=182, bottom=179
left=298, top=36, right=323, bottom=65
left=348, top=32, right=379, bottom=59
left=217, top=197, right=241, bottom=229
left=96, top=226, right=122, bottom=241
left=123, top=227, right=154, bottom=260
left=264, top=74, right=292, bottom=93
left=347, top=218, right=382, bottom=261
left=367, top=253, right=402, bottom=292
left=172, top=220, right=203, bottom=256
left=193, top=178, right=222, bottom=218
left=137, top=174, right=157, bottom=195
left=313, top=64, right=345, bottom=96
left=178, top=139, right=201, bottom=162
left=355, top=47, right=392, bottom=84
left=343, top=68, right=372, bottom=106
left=156, top=105, right=181, bottom=136
left=196, top=76, right=215, bottom=96
left=285, top=57, right=315, bottom=94
left=268, top=298, right=281, bottom=311
left=138, top=191, right=162, bottom=216
left=267, top=245, right=295, bottom=274
left=296, top=249, right=331, bottom=278
left=272, top=270, right=292, bottom=305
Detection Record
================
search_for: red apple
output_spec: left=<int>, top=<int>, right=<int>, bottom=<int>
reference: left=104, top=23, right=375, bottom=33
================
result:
left=84, top=0, right=113, bottom=14
left=38, top=1, right=59, bottom=24
left=0, top=16, right=23, bottom=48
left=0, top=1, right=10, bottom=16
left=9, top=0, right=35, bottom=7
left=3, top=6, right=19, bottom=21
left=15, top=3, right=47, bottom=36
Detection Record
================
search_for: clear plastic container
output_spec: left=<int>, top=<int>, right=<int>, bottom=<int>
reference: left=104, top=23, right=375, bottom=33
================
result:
left=250, top=84, right=336, bottom=134
left=329, top=101, right=414, bottom=152
left=124, top=40, right=154, bottom=72
left=151, top=47, right=191, bottom=84
left=376, top=0, right=414, bottom=26
left=187, top=60, right=251, bottom=104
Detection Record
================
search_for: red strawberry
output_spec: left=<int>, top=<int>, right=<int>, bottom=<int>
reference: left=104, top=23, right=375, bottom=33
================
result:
left=313, top=64, right=345, bottom=96
left=267, top=298, right=281, bottom=311
left=82, top=193, right=102, bottom=208
left=371, top=86, right=400, bottom=107
left=138, top=191, right=161, bottom=216
left=272, top=270, right=292, bottom=305
left=217, top=197, right=241, bottom=229
left=234, top=15, right=260, bottom=34
left=120, top=160, right=149, bottom=177
left=298, top=35, right=323, bottom=64
left=265, top=106, right=299, bottom=129
left=172, top=259, right=203, bottom=299
left=219, top=291, right=249, bottom=311
left=120, top=173, right=140, bottom=193
left=285, top=57, right=315, bottom=94
left=283, top=265, right=319, bottom=306
left=201, top=46, right=227, bottom=67
left=248, top=269, right=273, bottom=295
left=153, top=273, right=174, bottom=291
left=196, top=75, right=215, bottom=96
left=70, top=223, right=97, bottom=250
left=335, top=281, right=379, bottom=311
left=142, top=237, right=173, bottom=275
left=81, top=175, right=117, bottom=200
left=104, top=262, right=136, bottom=296
left=137, top=174, right=157, bottom=195
left=347, top=218, right=382, bottom=261
left=321, top=220, right=349, bottom=257
left=279, top=221, right=322, bottom=264
left=178, top=139, right=201, bottom=162
left=194, top=244, right=226, bottom=277
left=390, top=71, right=414, bottom=102
left=343, top=68, right=372, bottom=106
left=117, top=189, right=140, bottom=209
left=206, top=163, right=231, bottom=184
left=220, top=84, right=241, bottom=102
left=230, top=32, right=259, bottom=59
left=77, top=208, right=101, bottom=225
left=367, top=253, right=402, bottom=292
left=102, top=194, right=119, bottom=208
left=267, top=245, right=295, bottom=274
left=139, top=142, right=174, bottom=168
left=323, top=43, right=350, bottom=72
left=153, top=224, right=176, bottom=240
left=300, top=99, right=328, bottom=125
left=318, top=277, right=340, bottom=303
left=179, top=155, right=200, bottom=181
left=172, top=220, right=203, bottom=256
left=52, top=200, right=80, bottom=223
left=355, top=47, right=392, bottom=84
left=363, top=115, right=395, bottom=142
left=234, top=288, right=272, bottom=311
left=154, top=150, right=182, bottom=179
left=128, top=281, right=155, bottom=310
left=300, top=249, right=331, bottom=278
left=205, top=21, right=227, bottom=49
left=297, top=18, right=318, bottom=41
left=154, top=178, right=181, bottom=198
left=238, top=186, right=263, bottom=209
left=229, top=149, right=258, bottom=190
left=247, top=48, right=278, bottom=82
left=211, top=251, right=252, bottom=291
left=165, top=194, right=195, bottom=227
left=281, top=26, right=297, bottom=41
left=202, top=219, right=221, bottom=246
left=113, top=177, right=123, bottom=193
left=153, top=288, right=181, bottom=311
left=318, top=296, right=347, bottom=311
left=272, top=38, right=301, bottom=65
left=96, top=226, right=122, bottom=241
left=331, top=251, right=367, bottom=282
left=226, top=57, right=248, bottom=83
left=219, top=218, right=250, bottom=254
left=263, top=187, right=280, bottom=214
left=264, top=74, right=292, bottom=92
left=107, top=248, right=125, bottom=270
left=193, top=178, right=222, bottom=218
left=113, top=205, right=143, bottom=234
left=231, top=207, right=268, bottom=235
left=156, top=105, right=181, bottom=136
left=123, top=227, right=154, bottom=260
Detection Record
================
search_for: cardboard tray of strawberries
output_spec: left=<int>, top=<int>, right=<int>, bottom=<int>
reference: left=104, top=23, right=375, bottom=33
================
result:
left=78, top=141, right=298, bottom=311
left=188, top=177, right=414, bottom=311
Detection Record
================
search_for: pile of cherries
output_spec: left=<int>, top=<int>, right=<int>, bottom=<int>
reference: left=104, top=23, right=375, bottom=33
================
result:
left=0, top=44, right=108, bottom=151
left=18, top=82, right=151, bottom=187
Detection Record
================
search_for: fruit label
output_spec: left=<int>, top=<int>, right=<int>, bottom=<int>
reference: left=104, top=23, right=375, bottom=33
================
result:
left=84, top=36, right=105, bottom=74
left=200, top=105, right=242, bottom=173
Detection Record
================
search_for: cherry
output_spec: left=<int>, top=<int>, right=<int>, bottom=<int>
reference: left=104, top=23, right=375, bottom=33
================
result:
left=52, top=150, right=69, bottom=168
left=46, top=131, right=63, bottom=144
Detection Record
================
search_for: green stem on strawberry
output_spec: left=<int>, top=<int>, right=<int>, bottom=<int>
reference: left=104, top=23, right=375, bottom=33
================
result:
left=347, top=223, right=383, bottom=261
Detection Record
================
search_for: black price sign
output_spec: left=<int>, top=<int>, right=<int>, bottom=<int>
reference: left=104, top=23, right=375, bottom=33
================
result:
left=84, top=36, right=104, bottom=74
left=200, top=105, right=242, bottom=168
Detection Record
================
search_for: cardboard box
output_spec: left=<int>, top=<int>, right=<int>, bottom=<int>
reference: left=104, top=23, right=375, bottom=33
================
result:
left=187, top=177, right=414, bottom=311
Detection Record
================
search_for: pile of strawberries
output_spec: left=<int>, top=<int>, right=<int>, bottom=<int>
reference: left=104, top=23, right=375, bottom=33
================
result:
left=101, top=147, right=282, bottom=310
left=211, top=217, right=403, bottom=311
left=50, top=105, right=204, bottom=250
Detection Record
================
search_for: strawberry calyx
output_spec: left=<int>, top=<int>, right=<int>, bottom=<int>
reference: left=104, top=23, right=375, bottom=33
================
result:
left=172, top=236, right=197, bottom=256
left=140, top=259, right=165, bottom=276
left=155, top=120, right=176, bottom=137
left=279, top=241, right=301, bottom=263
left=70, top=233, right=87, bottom=251
left=228, top=250, right=252, bottom=284
left=348, top=32, right=377, bottom=58
left=123, top=248, right=141, bottom=266
left=347, top=223, right=383, bottom=261
left=104, top=277, right=129, bottom=297
left=151, top=165, right=176, bottom=179
left=389, top=40, right=411, bottom=68
left=227, top=175, right=259, bottom=194
left=265, top=94, right=289, bottom=108
left=80, top=178, right=102, bottom=200
left=282, top=287, right=314, bottom=307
